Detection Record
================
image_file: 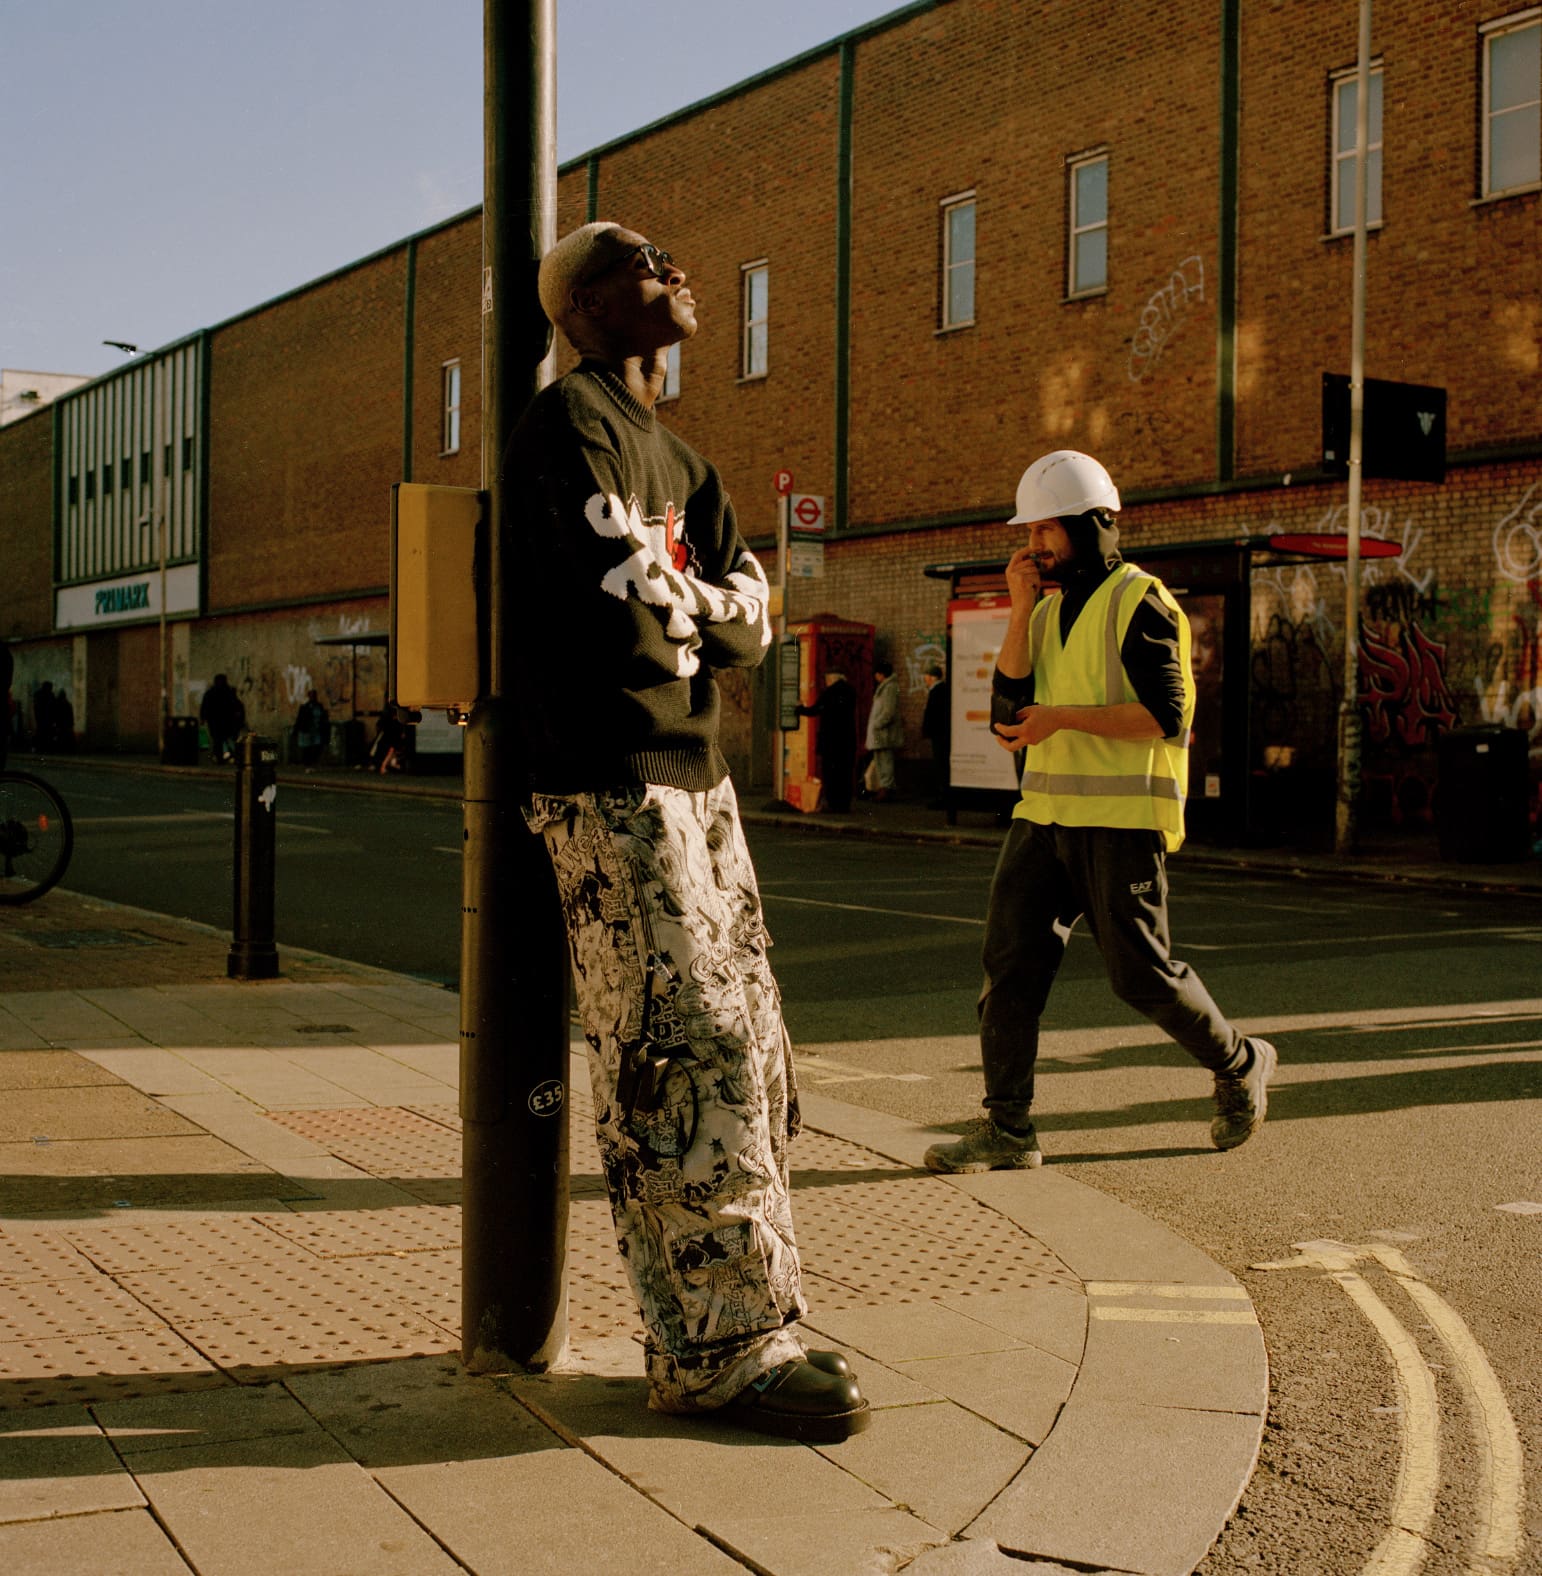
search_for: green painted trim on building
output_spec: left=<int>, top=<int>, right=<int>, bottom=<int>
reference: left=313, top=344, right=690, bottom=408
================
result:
left=403, top=237, right=418, bottom=482
left=1216, top=0, right=1240, bottom=481
left=834, top=39, right=855, bottom=536
left=586, top=156, right=600, bottom=222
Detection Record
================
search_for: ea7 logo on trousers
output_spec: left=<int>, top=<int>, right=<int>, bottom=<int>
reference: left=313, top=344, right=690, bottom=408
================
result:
left=1129, top=881, right=1154, bottom=895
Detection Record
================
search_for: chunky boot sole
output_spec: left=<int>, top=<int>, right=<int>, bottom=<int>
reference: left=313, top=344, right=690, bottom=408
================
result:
left=715, top=1359, right=873, bottom=1442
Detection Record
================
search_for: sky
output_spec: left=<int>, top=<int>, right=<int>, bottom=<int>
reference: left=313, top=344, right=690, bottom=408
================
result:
left=1, top=0, right=910, bottom=382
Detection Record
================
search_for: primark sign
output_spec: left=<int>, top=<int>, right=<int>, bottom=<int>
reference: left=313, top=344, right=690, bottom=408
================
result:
left=55, top=564, right=200, bottom=631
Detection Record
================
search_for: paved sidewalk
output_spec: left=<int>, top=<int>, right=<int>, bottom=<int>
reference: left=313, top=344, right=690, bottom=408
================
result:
left=2, top=888, right=1267, bottom=1576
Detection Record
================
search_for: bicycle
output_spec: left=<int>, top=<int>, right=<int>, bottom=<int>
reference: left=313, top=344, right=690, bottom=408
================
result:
left=0, top=769, right=74, bottom=903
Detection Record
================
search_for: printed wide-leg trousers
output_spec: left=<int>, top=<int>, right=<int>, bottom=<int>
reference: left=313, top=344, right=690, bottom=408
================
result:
left=527, top=777, right=807, bottom=1411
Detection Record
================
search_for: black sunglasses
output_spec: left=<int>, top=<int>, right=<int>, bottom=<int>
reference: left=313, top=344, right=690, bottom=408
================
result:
left=582, top=241, right=677, bottom=288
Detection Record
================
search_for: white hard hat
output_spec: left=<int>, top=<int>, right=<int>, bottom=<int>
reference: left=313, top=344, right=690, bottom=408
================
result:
left=1008, top=450, right=1121, bottom=524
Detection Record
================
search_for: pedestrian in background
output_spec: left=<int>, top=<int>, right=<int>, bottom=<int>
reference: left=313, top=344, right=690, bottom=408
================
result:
left=199, top=675, right=245, bottom=764
left=796, top=670, right=858, bottom=812
left=293, top=688, right=330, bottom=767
left=510, top=219, right=868, bottom=1441
left=32, top=681, right=56, bottom=753
left=921, top=663, right=950, bottom=808
left=51, top=690, right=75, bottom=752
left=925, top=449, right=1276, bottom=1174
left=0, top=640, right=12, bottom=770
left=863, top=659, right=903, bottom=802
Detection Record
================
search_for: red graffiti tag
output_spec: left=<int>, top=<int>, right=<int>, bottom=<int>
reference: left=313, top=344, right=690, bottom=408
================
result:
left=1359, top=621, right=1459, bottom=748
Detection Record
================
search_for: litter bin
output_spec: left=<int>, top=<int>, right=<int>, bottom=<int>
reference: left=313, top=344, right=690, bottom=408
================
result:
left=1436, top=726, right=1529, bottom=862
left=161, top=715, right=200, bottom=766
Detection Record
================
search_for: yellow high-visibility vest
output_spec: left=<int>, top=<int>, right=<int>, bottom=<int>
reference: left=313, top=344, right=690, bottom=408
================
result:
left=1014, top=562, right=1194, bottom=852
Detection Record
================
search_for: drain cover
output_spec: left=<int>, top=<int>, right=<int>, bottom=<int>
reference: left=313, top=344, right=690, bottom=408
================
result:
left=26, top=929, right=163, bottom=950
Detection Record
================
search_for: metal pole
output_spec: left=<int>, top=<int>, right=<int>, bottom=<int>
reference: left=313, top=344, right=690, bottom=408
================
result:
left=1335, top=0, right=1372, bottom=858
left=773, top=492, right=790, bottom=802
left=156, top=358, right=168, bottom=757
left=227, top=734, right=279, bottom=980
left=461, top=0, right=567, bottom=1374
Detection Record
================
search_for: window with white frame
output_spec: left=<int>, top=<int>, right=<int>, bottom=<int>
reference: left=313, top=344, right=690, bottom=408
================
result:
left=940, top=194, right=976, bottom=329
left=441, top=360, right=462, bottom=454
left=1330, top=63, right=1384, bottom=232
left=741, top=261, right=769, bottom=378
left=1067, top=153, right=1108, bottom=296
left=1483, top=12, right=1541, bottom=197
left=660, top=341, right=681, bottom=401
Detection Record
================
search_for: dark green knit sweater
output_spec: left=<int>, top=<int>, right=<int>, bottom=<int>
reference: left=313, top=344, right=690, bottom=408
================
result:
left=504, top=362, right=772, bottom=793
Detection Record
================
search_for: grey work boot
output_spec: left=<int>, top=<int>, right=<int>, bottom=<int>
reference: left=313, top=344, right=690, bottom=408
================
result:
left=1211, top=1037, right=1277, bottom=1151
left=924, top=1119, right=1043, bottom=1174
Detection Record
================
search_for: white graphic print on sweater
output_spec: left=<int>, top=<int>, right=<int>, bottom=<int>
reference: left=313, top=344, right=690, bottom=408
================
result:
left=585, top=490, right=771, bottom=677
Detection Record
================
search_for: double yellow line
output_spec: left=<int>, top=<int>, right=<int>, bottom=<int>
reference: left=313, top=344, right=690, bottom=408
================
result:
left=1254, top=1240, right=1525, bottom=1575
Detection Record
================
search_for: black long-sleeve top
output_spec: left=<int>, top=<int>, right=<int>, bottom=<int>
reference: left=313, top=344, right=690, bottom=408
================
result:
left=504, top=362, right=772, bottom=793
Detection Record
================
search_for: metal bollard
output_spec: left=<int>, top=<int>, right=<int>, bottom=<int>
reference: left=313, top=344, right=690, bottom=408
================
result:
left=228, top=734, right=280, bottom=980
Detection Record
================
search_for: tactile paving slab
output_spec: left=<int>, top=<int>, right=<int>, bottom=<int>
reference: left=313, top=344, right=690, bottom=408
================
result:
left=348, top=1251, right=461, bottom=1335
left=0, top=1328, right=224, bottom=1408
left=117, top=1251, right=455, bottom=1373
left=254, top=1205, right=462, bottom=1260
left=0, top=1229, right=97, bottom=1287
left=64, top=1217, right=300, bottom=1277
left=568, top=1197, right=641, bottom=1341
left=267, top=1107, right=460, bottom=1203
left=0, top=1279, right=164, bottom=1345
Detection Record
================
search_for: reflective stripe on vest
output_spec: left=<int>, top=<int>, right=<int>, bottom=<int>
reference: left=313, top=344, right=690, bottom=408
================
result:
left=1018, top=564, right=1194, bottom=851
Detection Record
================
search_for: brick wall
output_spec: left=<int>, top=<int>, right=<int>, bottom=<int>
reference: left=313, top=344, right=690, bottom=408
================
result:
left=573, top=53, right=844, bottom=544
left=1237, top=0, right=1542, bottom=474
left=207, top=250, right=407, bottom=611
left=411, top=218, right=484, bottom=492
left=0, top=408, right=56, bottom=641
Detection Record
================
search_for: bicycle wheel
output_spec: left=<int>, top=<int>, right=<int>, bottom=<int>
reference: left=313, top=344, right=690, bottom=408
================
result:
left=0, top=771, right=75, bottom=904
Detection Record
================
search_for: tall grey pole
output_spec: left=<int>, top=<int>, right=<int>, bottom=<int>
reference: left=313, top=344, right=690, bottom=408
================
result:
left=461, top=0, right=567, bottom=1373
left=1335, top=0, right=1372, bottom=857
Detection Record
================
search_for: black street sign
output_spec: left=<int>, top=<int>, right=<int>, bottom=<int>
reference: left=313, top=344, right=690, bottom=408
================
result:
left=1322, top=374, right=1446, bottom=482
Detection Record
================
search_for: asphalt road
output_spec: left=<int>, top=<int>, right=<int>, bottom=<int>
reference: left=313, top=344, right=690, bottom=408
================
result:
left=38, top=761, right=1542, bottom=1575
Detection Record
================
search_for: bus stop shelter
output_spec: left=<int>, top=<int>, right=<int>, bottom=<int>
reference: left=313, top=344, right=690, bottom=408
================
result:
left=924, top=531, right=1399, bottom=845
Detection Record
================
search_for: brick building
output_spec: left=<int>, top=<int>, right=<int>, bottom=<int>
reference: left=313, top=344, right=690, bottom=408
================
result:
left=2, top=0, right=1537, bottom=836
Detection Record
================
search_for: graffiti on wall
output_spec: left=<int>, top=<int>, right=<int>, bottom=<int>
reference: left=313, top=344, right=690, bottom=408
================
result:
left=906, top=631, right=946, bottom=695
left=1493, top=483, right=1542, bottom=583
left=1358, top=619, right=1458, bottom=749
left=1128, top=255, right=1205, bottom=382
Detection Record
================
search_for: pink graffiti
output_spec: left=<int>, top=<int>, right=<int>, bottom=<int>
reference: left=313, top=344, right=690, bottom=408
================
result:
left=1359, top=621, right=1458, bottom=749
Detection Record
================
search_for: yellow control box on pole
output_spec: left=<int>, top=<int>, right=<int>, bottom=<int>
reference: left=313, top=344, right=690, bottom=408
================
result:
left=389, top=483, right=483, bottom=711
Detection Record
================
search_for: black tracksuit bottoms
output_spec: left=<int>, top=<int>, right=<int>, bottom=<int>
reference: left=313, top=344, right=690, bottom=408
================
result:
left=978, top=818, right=1249, bottom=1129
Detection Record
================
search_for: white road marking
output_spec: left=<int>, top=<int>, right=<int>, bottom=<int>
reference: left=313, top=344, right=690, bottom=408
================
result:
left=764, top=892, right=987, bottom=927
left=764, top=899, right=1538, bottom=964
left=71, top=812, right=234, bottom=825
left=1496, top=1201, right=1542, bottom=1215
left=1254, top=1239, right=1526, bottom=1576
left=1184, top=925, right=1542, bottom=953
left=796, top=1052, right=929, bottom=1085
left=72, top=811, right=332, bottom=835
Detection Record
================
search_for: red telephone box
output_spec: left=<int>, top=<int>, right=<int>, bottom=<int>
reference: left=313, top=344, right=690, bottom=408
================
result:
left=782, top=614, right=874, bottom=813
